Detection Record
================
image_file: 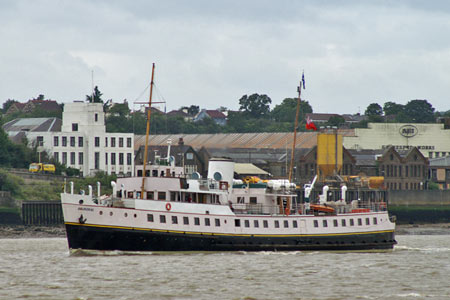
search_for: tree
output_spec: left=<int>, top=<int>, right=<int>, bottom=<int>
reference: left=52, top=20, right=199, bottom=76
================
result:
left=180, top=105, right=200, bottom=116
left=86, top=86, right=103, bottom=103
left=271, top=98, right=313, bottom=123
left=327, top=115, right=346, bottom=127
left=238, top=93, right=272, bottom=118
left=403, top=99, right=435, bottom=123
left=365, top=103, right=383, bottom=116
left=2, top=99, right=18, bottom=113
left=383, top=101, right=404, bottom=116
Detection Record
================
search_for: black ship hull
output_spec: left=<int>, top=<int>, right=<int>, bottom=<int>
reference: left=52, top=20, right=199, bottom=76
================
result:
left=65, top=223, right=397, bottom=252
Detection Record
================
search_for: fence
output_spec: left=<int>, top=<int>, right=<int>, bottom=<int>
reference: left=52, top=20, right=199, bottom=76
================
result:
left=22, top=202, right=63, bottom=225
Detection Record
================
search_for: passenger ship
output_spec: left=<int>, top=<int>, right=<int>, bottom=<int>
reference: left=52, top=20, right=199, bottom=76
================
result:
left=61, top=153, right=396, bottom=252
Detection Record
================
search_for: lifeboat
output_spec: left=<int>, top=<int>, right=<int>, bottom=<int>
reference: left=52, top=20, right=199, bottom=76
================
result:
left=310, top=204, right=335, bottom=213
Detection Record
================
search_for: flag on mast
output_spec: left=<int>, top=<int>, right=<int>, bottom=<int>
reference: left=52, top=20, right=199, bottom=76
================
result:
left=302, top=72, right=305, bottom=89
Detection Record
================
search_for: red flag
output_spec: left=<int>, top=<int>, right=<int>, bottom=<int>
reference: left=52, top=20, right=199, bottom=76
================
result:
left=306, top=116, right=317, bottom=131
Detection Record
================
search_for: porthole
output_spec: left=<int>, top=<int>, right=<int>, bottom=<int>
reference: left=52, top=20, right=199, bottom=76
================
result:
left=134, top=214, right=137, bottom=218
left=110, top=211, right=113, bottom=216
left=124, top=213, right=128, bottom=217
left=99, top=211, right=103, bottom=215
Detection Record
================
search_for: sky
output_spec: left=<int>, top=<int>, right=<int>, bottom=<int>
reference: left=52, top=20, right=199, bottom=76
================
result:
left=1, top=0, right=450, bottom=114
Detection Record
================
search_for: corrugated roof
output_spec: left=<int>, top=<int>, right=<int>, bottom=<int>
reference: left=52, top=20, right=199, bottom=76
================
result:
left=2, top=117, right=62, bottom=133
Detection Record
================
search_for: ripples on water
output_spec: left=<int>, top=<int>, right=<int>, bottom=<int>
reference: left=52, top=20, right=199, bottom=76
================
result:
left=0, top=236, right=449, bottom=300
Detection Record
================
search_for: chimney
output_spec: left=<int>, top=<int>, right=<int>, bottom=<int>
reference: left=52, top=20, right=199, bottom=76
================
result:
left=178, top=137, right=184, bottom=146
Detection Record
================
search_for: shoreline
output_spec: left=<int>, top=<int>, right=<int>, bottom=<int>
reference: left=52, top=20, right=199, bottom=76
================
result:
left=0, top=223, right=449, bottom=239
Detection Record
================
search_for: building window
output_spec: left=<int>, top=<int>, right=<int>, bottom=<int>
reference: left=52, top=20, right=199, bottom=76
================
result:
left=36, top=136, right=44, bottom=147
left=127, top=153, right=132, bottom=165
left=205, top=218, right=211, bottom=226
left=244, top=220, right=250, bottom=227
left=146, top=191, right=154, bottom=200
left=186, top=152, right=194, bottom=160
left=157, top=192, right=166, bottom=200
left=111, top=153, right=116, bottom=165
left=235, top=219, right=241, bottom=227
left=53, top=152, right=59, bottom=162
left=119, top=153, right=124, bottom=165
left=263, top=220, right=269, bottom=228
left=111, top=137, right=116, bottom=147
left=70, top=137, right=75, bottom=147
left=53, top=136, right=59, bottom=147
left=274, top=220, right=280, bottom=228
left=147, top=214, right=154, bottom=222
left=159, top=215, right=166, bottom=223
left=79, top=152, right=83, bottom=165
left=249, top=197, right=257, bottom=204
left=105, top=153, right=108, bottom=165
left=127, top=137, right=132, bottom=148
left=78, top=137, right=83, bottom=147
left=105, top=137, right=108, bottom=147
left=194, top=217, right=200, bottom=225
left=62, top=137, right=67, bottom=147
left=119, top=137, right=124, bottom=147
left=72, top=123, right=78, bottom=131
left=95, top=113, right=98, bottom=122
left=172, top=216, right=178, bottom=224
left=62, top=152, right=67, bottom=164
left=95, top=152, right=100, bottom=169
left=183, top=216, right=189, bottom=225
left=95, top=137, right=100, bottom=147
left=215, top=218, right=220, bottom=227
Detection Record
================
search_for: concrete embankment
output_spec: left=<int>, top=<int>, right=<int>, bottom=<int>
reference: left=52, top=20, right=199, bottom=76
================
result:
left=389, top=190, right=450, bottom=224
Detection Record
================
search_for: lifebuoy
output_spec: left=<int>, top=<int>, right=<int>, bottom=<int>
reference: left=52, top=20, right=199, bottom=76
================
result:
left=166, top=203, right=172, bottom=211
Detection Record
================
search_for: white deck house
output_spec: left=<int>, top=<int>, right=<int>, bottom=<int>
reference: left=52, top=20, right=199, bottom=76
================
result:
left=18, top=102, right=134, bottom=176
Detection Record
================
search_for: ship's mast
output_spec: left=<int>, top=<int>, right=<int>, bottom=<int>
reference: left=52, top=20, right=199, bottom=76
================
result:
left=288, top=76, right=303, bottom=183
left=140, top=63, right=156, bottom=199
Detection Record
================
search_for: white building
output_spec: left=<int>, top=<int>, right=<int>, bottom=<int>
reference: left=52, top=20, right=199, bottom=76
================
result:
left=4, top=101, right=134, bottom=176
left=344, top=123, right=450, bottom=159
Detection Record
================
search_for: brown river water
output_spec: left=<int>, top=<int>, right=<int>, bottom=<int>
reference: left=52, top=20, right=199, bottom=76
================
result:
left=0, top=235, right=449, bottom=300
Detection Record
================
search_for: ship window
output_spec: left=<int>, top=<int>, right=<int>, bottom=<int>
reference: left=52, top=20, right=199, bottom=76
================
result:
left=254, top=220, right=259, bottom=228
left=170, top=192, right=176, bottom=201
left=293, top=220, right=298, bottom=228
left=194, top=217, right=200, bottom=225
left=341, top=219, right=346, bottom=227
left=160, top=215, right=166, bottom=223
left=158, top=192, right=166, bottom=200
left=235, top=219, right=241, bottom=227
left=244, top=220, right=250, bottom=227
left=249, top=197, right=257, bottom=204
left=350, top=219, right=354, bottom=226
left=314, top=220, right=319, bottom=228
left=263, top=220, right=269, bottom=228
left=274, top=220, right=280, bottom=228
left=127, top=191, right=133, bottom=198
left=373, top=217, right=378, bottom=225
left=366, top=218, right=370, bottom=225
left=146, top=191, right=154, bottom=200
left=152, top=170, right=158, bottom=177
left=237, top=197, right=245, bottom=204
left=215, top=218, right=220, bottom=227
left=283, top=220, right=289, bottom=228
left=147, top=214, right=154, bottom=222
left=358, top=218, right=362, bottom=226
left=205, top=218, right=211, bottom=226
left=183, top=216, right=189, bottom=225
left=333, top=219, right=338, bottom=227
left=172, top=216, right=178, bottom=224
left=323, top=220, right=328, bottom=227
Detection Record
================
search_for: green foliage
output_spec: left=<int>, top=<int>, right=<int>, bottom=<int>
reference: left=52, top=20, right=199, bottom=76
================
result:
left=65, top=167, right=80, bottom=177
left=403, top=99, right=435, bottom=123
left=239, top=94, right=272, bottom=118
left=86, top=86, right=103, bottom=103
left=0, top=169, right=23, bottom=196
left=383, top=101, right=404, bottom=116
left=327, top=115, right=346, bottom=127
left=427, top=181, right=439, bottom=190
left=71, top=171, right=117, bottom=196
left=2, top=99, right=18, bottom=114
left=271, top=98, right=312, bottom=123
left=365, top=103, right=383, bottom=116
left=0, top=127, right=35, bottom=168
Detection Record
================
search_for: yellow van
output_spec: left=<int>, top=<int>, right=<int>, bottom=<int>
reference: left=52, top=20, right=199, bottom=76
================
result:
left=29, top=163, right=55, bottom=173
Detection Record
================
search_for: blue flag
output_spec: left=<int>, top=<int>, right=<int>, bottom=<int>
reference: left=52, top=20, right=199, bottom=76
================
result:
left=302, top=72, right=306, bottom=89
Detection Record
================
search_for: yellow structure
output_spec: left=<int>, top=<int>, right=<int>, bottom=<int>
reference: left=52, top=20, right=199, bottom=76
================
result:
left=317, top=132, right=343, bottom=179
left=29, top=163, right=55, bottom=173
